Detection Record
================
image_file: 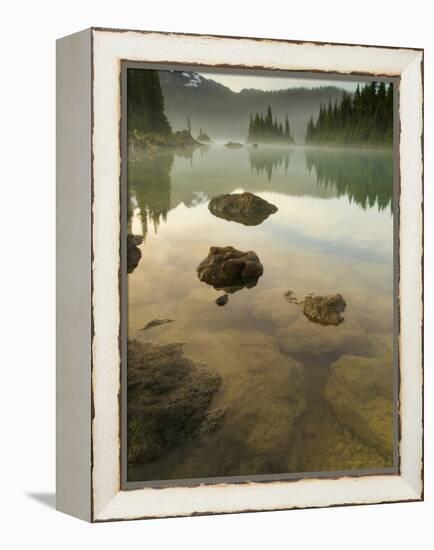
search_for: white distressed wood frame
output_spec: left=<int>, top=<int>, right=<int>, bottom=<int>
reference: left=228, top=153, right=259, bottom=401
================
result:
left=56, top=27, right=423, bottom=522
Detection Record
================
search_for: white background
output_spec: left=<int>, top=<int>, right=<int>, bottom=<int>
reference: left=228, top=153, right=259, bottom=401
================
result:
left=0, top=0, right=432, bottom=547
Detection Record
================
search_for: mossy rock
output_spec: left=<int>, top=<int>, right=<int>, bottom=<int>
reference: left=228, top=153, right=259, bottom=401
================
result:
left=127, top=339, right=223, bottom=464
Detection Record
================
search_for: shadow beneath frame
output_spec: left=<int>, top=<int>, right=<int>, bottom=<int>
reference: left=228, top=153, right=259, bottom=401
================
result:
left=26, top=492, right=56, bottom=509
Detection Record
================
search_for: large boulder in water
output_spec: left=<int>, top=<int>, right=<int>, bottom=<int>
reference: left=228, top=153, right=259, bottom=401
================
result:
left=196, top=246, right=263, bottom=292
left=127, top=339, right=224, bottom=464
left=303, top=293, right=346, bottom=326
left=208, top=192, right=278, bottom=226
left=324, top=353, right=394, bottom=458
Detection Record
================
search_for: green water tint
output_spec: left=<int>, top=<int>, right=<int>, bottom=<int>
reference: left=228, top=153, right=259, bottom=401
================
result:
left=127, top=144, right=395, bottom=482
left=305, top=148, right=393, bottom=211
left=248, top=147, right=292, bottom=181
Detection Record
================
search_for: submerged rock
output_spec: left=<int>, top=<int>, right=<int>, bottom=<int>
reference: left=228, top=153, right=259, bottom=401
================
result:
left=196, top=407, right=227, bottom=435
left=283, top=290, right=304, bottom=305
left=181, top=330, right=306, bottom=474
left=196, top=246, right=263, bottom=292
left=127, top=330, right=307, bottom=480
left=127, top=339, right=223, bottom=464
left=208, top=192, right=278, bottom=226
left=225, top=141, right=243, bottom=148
left=142, top=318, right=174, bottom=330
left=127, top=234, right=143, bottom=273
left=303, top=293, right=346, bottom=326
left=324, top=354, right=394, bottom=459
left=251, top=288, right=381, bottom=357
left=298, top=395, right=393, bottom=472
left=215, top=294, right=229, bottom=306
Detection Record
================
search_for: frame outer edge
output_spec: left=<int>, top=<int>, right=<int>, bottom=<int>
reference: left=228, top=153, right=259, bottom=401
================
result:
left=398, top=52, right=424, bottom=498
left=56, top=28, right=93, bottom=522
left=90, top=29, right=424, bottom=521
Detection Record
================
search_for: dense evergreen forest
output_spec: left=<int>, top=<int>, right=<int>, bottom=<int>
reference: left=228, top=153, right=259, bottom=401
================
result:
left=305, top=82, right=393, bottom=146
left=127, top=69, right=172, bottom=138
left=247, top=107, right=295, bottom=143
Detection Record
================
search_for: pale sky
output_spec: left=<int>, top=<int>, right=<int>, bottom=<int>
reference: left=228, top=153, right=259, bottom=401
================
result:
left=198, top=71, right=362, bottom=93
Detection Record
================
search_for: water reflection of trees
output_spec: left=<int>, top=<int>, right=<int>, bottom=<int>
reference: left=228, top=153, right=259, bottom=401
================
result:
left=128, top=145, right=208, bottom=238
left=127, top=146, right=393, bottom=245
left=305, top=148, right=393, bottom=211
left=128, top=149, right=174, bottom=239
left=248, top=147, right=292, bottom=181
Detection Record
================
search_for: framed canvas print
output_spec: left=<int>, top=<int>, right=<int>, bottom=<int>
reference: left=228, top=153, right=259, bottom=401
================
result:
left=56, top=28, right=424, bottom=522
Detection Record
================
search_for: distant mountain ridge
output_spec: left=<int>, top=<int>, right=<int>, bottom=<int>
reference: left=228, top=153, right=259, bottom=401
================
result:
left=160, top=71, right=232, bottom=93
left=159, top=70, right=347, bottom=142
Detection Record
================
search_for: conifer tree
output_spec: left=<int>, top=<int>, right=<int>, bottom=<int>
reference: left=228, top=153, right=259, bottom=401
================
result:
left=247, top=107, right=294, bottom=143
left=285, top=114, right=290, bottom=138
left=127, top=69, right=171, bottom=138
left=305, top=81, right=393, bottom=146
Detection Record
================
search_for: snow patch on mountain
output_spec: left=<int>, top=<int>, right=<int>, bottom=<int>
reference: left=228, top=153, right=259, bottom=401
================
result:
left=182, top=72, right=202, bottom=87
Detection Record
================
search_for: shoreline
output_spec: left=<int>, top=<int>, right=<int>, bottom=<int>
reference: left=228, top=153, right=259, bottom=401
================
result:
left=300, top=142, right=393, bottom=151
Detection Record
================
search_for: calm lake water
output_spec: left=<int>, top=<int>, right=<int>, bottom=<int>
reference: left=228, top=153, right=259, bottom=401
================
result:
left=127, top=144, right=395, bottom=482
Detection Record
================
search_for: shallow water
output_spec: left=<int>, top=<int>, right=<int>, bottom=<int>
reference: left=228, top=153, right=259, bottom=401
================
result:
left=127, top=144, right=395, bottom=482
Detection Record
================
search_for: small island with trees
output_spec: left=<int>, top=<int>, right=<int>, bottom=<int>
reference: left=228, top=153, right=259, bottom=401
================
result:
left=247, top=107, right=295, bottom=144
left=197, top=129, right=212, bottom=143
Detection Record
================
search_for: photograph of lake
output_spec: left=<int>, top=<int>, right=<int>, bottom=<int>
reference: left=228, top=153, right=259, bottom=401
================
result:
left=124, top=67, right=396, bottom=483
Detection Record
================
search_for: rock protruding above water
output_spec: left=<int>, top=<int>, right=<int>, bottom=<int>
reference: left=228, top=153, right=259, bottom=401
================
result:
left=251, top=288, right=381, bottom=357
left=303, top=293, right=346, bottom=326
left=215, top=294, right=229, bottom=306
left=208, top=192, right=278, bottom=226
left=224, top=141, right=243, bottom=148
left=127, top=339, right=224, bottom=465
left=282, top=290, right=346, bottom=326
left=127, top=234, right=143, bottom=273
left=196, top=246, right=263, bottom=292
left=324, top=353, right=394, bottom=458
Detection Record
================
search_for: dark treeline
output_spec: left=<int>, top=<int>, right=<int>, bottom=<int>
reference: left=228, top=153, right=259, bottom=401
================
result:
left=305, top=82, right=393, bottom=146
left=127, top=69, right=172, bottom=138
left=305, top=149, right=393, bottom=211
left=247, top=107, right=294, bottom=144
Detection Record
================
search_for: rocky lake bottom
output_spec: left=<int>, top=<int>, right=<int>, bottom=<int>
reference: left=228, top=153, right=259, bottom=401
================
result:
left=126, top=144, right=396, bottom=482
